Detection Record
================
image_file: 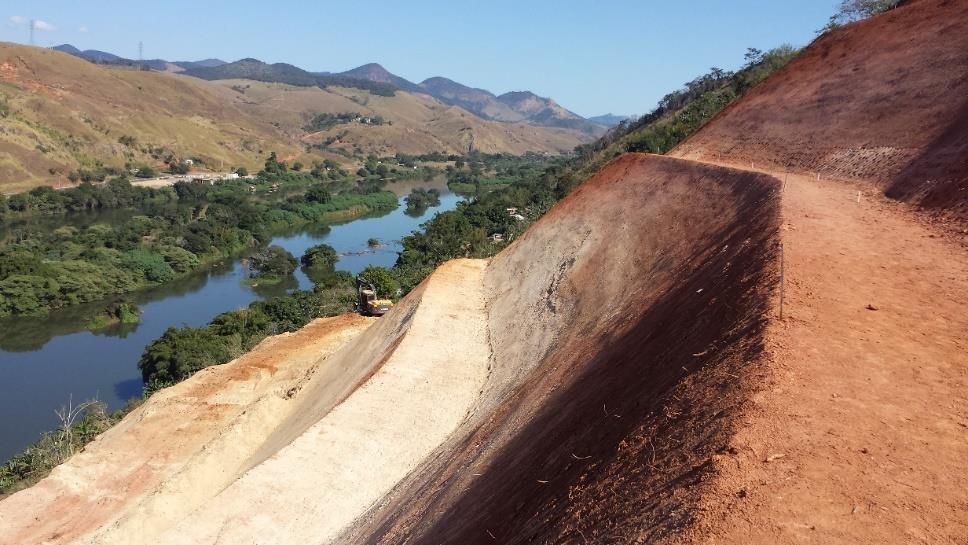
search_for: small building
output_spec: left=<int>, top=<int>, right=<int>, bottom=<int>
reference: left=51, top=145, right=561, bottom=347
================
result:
left=490, top=233, right=505, bottom=243
left=183, top=159, right=194, bottom=166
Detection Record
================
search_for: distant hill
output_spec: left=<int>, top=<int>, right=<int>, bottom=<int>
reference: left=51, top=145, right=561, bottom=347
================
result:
left=417, top=77, right=523, bottom=122
left=338, top=63, right=423, bottom=93
left=183, top=58, right=399, bottom=96
left=0, top=43, right=593, bottom=191
left=335, top=66, right=604, bottom=135
left=50, top=44, right=604, bottom=135
left=53, top=43, right=222, bottom=72
left=496, top=91, right=603, bottom=134
left=173, top=58, right=227, bottom=70
left=588, top=113, right=631, bottom=128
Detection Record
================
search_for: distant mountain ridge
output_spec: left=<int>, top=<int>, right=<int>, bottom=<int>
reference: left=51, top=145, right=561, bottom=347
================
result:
left=52, top=44, right=604, bottom=135
left=182, top=58, right=400, bottom=96
left=53, top=44, right=225, bottom=72
left=587, top=113, right=631, bottom=128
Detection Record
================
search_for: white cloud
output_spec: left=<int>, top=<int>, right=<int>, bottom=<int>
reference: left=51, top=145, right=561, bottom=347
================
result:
left=7, top=16, right=56, bottom=31
left=79, top=25, right=88, bottom=32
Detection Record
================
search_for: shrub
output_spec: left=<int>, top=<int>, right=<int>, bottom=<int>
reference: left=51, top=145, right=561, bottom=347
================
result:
left=301, top=243, right=338, bottom=269
left=121, top=249, right=176, bottom=283
left=359, top=266, right=398, bottom=299
left=249, top=245, right=297, bottom=277
left=304, top=183, right=332, bottom=204
left=138, top=326, right=233, bottom=383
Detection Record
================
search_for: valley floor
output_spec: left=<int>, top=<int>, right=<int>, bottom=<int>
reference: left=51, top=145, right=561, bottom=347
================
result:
left=681, top=164, right=968, bottom=544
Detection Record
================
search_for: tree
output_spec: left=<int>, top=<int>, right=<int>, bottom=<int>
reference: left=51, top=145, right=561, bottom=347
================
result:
left=359, top=266, right=398, bottom=299
left=235, top=166, right=249, bottom=177
left=301, top=243, right=338, bottom=269
left=263, top=152, right=287, bottom=175
left=138, top=326, right=233, bottom=383
left=292, top=161, right=304, bottom=172
left=826, top=0, right=900, bottom=28
left=743, top=47, right=764, bottom=67
left=168, top=161, right=190, bottom=175
left=121, top=249, right=176, bottom=282
left=304, top=183, right=332, bottom=204
left=249, top=245, right=297, bottom=277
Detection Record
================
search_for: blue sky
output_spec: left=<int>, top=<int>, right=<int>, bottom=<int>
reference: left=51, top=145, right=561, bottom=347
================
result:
left=1, top=1, right=834, bottom=117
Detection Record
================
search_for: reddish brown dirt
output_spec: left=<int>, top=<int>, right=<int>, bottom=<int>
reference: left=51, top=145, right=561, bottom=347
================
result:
left=340, top=153, right=784, bottom=544
left=672, top=167, right=968, bottom=544
left=672, top=0, right=968, bottom=228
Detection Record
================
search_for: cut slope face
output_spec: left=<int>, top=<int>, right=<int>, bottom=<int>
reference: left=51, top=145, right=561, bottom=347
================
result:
left=0, top=155, right=781, bottom=544
left=0, top=315, right=373, bottom=544
left=671, top=0, right=968, bottom=224
left=0, top=259, right=490, bottom=545
left=343, top=154, right=782, bottom=543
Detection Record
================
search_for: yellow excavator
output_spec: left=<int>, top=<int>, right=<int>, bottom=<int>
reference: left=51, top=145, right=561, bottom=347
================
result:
left=357, top=278, right=393, bottom=316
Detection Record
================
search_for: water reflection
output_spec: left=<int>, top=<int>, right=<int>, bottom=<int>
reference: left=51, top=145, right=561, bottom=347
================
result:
left=0, top=177, right=459, bottom=462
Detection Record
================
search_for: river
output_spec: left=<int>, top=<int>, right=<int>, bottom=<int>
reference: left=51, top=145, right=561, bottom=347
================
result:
left=0, top=179, right=461, bottom=462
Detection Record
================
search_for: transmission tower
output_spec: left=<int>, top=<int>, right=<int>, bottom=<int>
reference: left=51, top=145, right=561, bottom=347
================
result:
left=138, top=41, right=144, bottom=70
left=29, top=19, right=35, bottom=46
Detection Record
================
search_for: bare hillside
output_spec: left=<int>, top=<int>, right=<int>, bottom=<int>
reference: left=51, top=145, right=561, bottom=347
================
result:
left=209, top=80, right=592, bottom=156
left=672, top=0, right=968, bottom=226
left=0, top=43, right=303, bottom=192
left=0, top=43, right=590, bottom=192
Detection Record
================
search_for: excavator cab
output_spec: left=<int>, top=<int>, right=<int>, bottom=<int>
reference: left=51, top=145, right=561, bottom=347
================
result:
left=357, top=279, right=393, bottom=316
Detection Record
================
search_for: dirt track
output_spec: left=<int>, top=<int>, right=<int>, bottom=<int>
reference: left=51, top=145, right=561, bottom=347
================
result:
left=675, top=164, right=968, bottom=544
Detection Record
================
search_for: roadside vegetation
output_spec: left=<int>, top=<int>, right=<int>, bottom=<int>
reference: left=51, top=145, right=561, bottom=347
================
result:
left=572, top=45, right=800, bottom=180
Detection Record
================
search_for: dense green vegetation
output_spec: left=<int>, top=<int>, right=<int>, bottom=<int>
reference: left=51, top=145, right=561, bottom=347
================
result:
left=572, top=45, right=800, bottom=180
left=0, top=156, right=397, bottom=317
left=182, top=58, right=399, bottom=96
left=0, top=179, right=169, bottom=219
left=304, top=112, right=386, bottom=132
left=404, top=188, right=441, bottom=216
left=445, top=152, right=561, bottom=195
left=86, top=300, right=141, bottom=330
left=245, top=245, right=298, bottom=285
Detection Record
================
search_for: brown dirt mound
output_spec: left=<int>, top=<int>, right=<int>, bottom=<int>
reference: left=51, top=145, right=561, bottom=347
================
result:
left=341, top=153, right=782, bottom=544
left=671, top=0, right=968, bottom=226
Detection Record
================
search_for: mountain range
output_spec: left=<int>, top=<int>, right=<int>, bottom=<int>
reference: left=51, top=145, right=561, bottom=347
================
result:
left=52, top=44, right=612, bottom=134
left=0, top=42, right=595, bottom=190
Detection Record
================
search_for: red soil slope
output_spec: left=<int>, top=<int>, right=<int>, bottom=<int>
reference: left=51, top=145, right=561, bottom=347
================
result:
left=672, top=0, right=968, bottom=226
left=341, top=154, right=783, bottom=543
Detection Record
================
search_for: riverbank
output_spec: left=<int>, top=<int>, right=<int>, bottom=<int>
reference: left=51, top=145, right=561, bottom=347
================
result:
left=0, top=183, right=461, bottom=468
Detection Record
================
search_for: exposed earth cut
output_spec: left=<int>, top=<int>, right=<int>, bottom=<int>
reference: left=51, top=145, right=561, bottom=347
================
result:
left=1, top=0, right=966, bottom=543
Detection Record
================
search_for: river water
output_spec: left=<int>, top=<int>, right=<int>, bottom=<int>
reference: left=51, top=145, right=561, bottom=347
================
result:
left=0, top=179, right=460, bottom=462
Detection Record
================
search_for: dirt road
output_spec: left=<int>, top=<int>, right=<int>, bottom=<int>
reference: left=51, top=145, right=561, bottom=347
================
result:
left=682, top=164, right=968, bottom=544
